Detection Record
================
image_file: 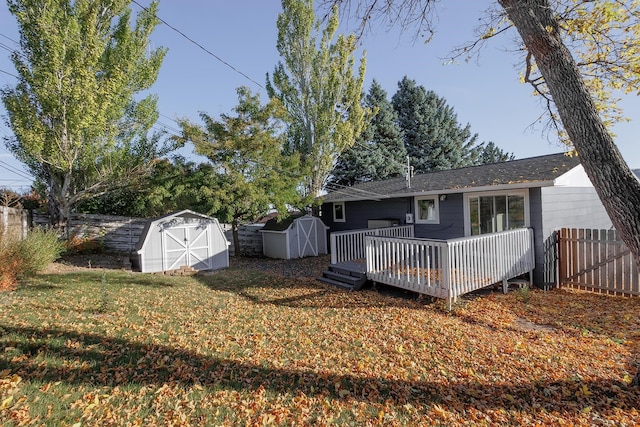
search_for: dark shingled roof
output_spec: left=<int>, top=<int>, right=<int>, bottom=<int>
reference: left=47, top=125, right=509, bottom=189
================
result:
left=321, top=153, right=581, bottom=203
left=261, top=212, right=306, bottom=232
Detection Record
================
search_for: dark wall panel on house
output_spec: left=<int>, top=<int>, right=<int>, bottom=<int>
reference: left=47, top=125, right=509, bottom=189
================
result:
left=528, top=188, right=546, bottom=285
left=322, top=198, right=411, bottom=231
left=414, top=193, right=465, bottom=240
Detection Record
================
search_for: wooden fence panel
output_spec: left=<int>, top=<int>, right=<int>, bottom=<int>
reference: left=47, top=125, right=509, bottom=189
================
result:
left=0, top=206, right=28, bottom=241
left=558, top=228, right=639, bottom=296
left=224, top=224, right=264, bottom=257
left=32, top=212, right=263, bottom=256
left=33, top=212, right=147, bottom=253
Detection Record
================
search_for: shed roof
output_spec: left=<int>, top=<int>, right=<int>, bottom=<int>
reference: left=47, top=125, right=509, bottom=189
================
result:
left=261, top=212, right=306, bottom=232
left=321, top=153, right=581, bottom=203
left=134, top=209, right=221, bottom=251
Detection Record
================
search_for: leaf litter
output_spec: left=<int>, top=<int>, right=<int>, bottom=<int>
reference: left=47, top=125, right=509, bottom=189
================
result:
left=0, top=254, right=638, bottom=426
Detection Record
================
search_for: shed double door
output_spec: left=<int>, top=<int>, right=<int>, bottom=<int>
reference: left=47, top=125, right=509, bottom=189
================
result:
left=296, top=216, right=319, bottom=258
left=162, top=224, right=212, bottom=271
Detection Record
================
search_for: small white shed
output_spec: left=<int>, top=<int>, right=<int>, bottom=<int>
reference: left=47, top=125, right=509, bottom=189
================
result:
left=260, top=214, right=328, bottom=259
left=133, top=210, right=229, bottom=273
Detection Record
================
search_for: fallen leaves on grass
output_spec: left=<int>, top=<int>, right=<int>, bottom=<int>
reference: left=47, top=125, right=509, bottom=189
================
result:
left=0, top=258, right=638, bottom=426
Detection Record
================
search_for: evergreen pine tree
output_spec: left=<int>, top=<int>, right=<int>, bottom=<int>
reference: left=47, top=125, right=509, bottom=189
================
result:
left=330, top=80, right=406, bottom=187
left=475, top=141, right=515, bottom=164
left=392, top=76, right=479, bottom=173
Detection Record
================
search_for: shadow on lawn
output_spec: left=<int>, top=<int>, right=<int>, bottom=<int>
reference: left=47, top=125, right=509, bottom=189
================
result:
left=1, top=324, right=638, bottom=416
left=197, top=256, right=439, bottom=310
left=197, top=271, right=434, bottom=310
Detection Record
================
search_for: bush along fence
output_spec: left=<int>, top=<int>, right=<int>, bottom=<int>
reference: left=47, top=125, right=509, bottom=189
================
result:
left=0, top=206, right=29, bottom=241
left=32, top=211, right=263, bottom=256
left=557, top=227, right=640, bottom=296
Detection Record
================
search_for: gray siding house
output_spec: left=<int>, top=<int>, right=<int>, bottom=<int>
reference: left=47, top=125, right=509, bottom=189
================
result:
left=320, top=153, right=613, bottom=286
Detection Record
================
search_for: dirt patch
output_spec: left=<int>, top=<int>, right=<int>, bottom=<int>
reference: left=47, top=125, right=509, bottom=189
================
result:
left=43, top=253, right=132, bottom=274
left=513, top=317, right=556, bottom=332
left=229, top=255, right=331, bottom=279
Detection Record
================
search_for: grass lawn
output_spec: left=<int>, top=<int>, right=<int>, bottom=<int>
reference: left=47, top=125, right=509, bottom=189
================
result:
left=0, top=256, right=639, bottom=426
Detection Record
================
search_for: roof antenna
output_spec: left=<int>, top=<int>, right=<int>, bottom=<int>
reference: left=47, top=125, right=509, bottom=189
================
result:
left=405, top=156, right=414, bottom=188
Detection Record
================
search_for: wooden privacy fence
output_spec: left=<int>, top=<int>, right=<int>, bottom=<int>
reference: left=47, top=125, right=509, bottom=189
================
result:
left=224, top=224, right=264, bottom=257
left=558, top=228, right=640, bottom=296
left=32, top=212, right=262, bottom=256
left=33, top=212, right=147, bottom=253
left=0, top=206, right=29, bottom=241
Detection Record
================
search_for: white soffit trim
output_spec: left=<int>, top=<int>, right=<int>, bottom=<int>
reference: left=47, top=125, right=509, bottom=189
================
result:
left=554, top=165, right=593, bottom=187
left=323, top=181, right=559, bottom=202
left=397, top=181, right=556, bottom=198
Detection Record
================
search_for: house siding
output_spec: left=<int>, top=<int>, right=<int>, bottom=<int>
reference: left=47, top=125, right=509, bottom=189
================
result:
left=528, top=188, right=546, bottom=286
left=321, top=173, right=612, bottom=292
left=414, top=193, right=465, bottom=240
left=322, top=195, right=465, bottom=241
left=536, top=186, right=612, bottom=286
left=321, top=198, right=410, bottom=231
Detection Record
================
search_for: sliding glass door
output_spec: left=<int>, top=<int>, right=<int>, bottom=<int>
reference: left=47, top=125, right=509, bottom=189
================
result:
left=468, top=192, right=527, bottom=236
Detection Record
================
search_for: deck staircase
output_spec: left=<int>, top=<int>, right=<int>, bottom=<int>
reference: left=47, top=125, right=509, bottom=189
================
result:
left=318, top=261, right=368, bottom=291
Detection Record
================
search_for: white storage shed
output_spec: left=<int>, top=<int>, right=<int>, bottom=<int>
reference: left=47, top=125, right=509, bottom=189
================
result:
left=260, top=214, right=328, bottom=259
left=133, top=210, right=229, bottom=273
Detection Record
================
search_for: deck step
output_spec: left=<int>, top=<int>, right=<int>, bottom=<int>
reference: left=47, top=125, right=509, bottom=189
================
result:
left=322, top=270, right=364, bottom=286
left=328, top=262, right=366, bottom=277
left=318, top=276, right=357, bottom=290
left=318, top=263, right=368, bottom=291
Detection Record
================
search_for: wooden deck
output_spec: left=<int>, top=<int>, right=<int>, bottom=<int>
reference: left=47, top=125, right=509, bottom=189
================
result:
left=328, top=227, right=535, bottom=307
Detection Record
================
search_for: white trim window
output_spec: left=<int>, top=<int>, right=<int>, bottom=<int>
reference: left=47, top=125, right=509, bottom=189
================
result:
left=414, top=196, right=440, bottom=224
left=464, top=190, right=529, bottom=236
left=333, top=202, right=346, bottom=222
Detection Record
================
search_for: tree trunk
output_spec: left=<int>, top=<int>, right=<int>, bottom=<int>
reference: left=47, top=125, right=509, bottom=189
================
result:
left=48, top=174, right=72, bottom=240
left=498, top=0, right=640, bottom=386
left=232, top=218, right=241, bottom=257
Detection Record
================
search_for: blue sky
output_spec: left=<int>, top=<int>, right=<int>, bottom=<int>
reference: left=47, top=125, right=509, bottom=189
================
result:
left=1, top=0, right=639, bottom=191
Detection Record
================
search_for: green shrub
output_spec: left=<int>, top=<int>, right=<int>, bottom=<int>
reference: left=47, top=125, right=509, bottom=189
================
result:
left=14, top=228, right=65, bottom=277
left=0, top=228, right=65, bottom=289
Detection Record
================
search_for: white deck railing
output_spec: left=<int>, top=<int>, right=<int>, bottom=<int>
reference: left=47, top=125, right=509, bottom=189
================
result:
left=366, top=228, right=535, bottom=308
left=330, top=225, right=414, bottom=265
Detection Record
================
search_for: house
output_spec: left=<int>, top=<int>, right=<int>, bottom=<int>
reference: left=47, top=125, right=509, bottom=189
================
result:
left=320, top=153, right=613, bottom=286
left=133, top=209, right=230, bottom=273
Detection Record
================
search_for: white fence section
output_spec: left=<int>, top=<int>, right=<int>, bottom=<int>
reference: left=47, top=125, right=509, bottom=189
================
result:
left=366, top=235, right=450, bottom=298
left=366, top=228, right=535, bottom=307
left=330, top=225, right=414, bottom=264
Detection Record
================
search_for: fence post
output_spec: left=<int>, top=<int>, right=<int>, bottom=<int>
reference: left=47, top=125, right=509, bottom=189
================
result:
left=442, top=243, right=452, bottom=309
left=21, top=209, right=28, bottom=239
left=1, top=206, right=7, bottom=237
left=330, top=233, right=337, bottom=265
left=555, top=229, right=561, bottom=288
